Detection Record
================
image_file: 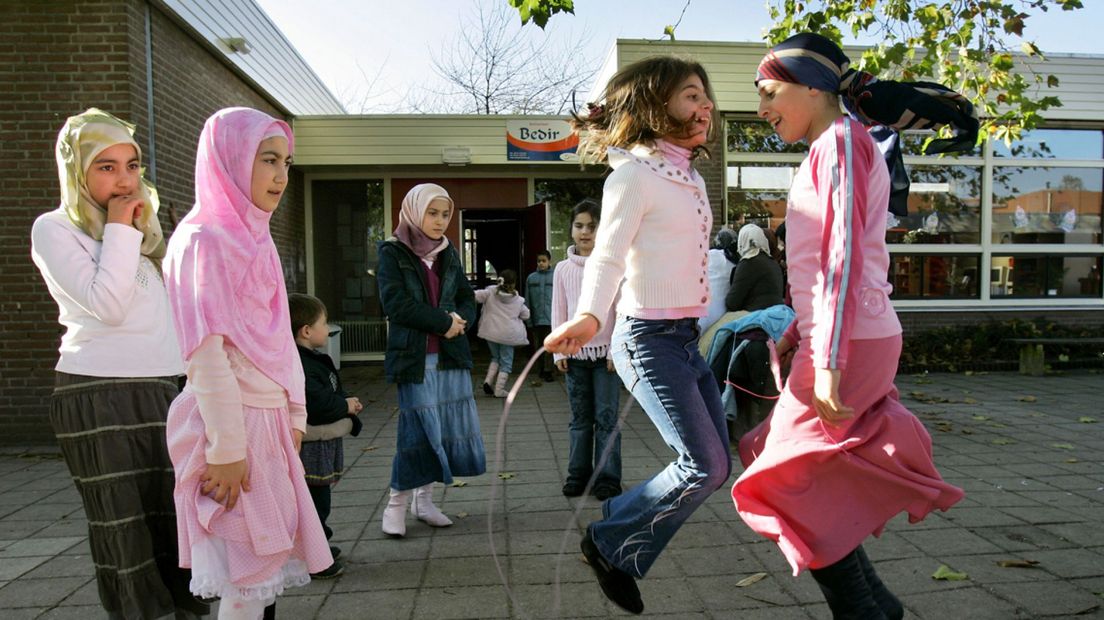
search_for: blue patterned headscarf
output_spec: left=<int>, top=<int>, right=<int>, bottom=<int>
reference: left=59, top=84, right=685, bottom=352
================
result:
left=757, top=33, right=980, bottom=216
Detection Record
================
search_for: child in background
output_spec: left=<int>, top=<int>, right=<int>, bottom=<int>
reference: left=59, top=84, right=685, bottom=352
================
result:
left=164, top=107, right=332, bottom=619
left=376, top=183, right=486, bottom=538
left=734, top=33, right=968, bottom=619
left=525, top=250, right=556, bottom=382
left=475, top=269, right=530, bottom=397
left=544, top=56, right=726, bottom=615
left=30, top=108, right=207, bottom=619
left=289, top=293, right=364, bottom=580
left=551, top=199, right=622, bottom=501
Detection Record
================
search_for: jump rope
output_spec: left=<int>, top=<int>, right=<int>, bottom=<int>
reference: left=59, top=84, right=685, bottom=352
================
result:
left=485, top=346, right=635, bottom=619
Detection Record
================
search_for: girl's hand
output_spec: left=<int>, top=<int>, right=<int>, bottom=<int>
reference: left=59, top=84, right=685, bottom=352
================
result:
left=293, top=429, right=304, bottom=453
left=544, top=314, right=599, bottom=356
left=775, top=335, right=793, bottom=357
left=554, top=359, right=568, bottom=373
left=200, top=459, right=250, bottom=510
left=105, top=194, right=144, bottom=226
left=813, top=368, right=854, bottom=426
left=346, top=397, right=363, bottom=415
left=443, top=313, right=466, bottom=339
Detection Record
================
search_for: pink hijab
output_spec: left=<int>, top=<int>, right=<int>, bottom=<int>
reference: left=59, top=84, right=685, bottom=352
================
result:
left=394, top=183, right=453, bottom=261
left=163, top=107, right=304, bottom=405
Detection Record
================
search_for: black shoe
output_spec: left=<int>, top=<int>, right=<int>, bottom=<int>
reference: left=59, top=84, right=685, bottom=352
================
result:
left=329, top=545, right=342, bottom=561
left=482, top=382, right=494, bottom=396
left=540, top=372, right=556, bottom=382
left=310, top=559, right=345, bottom=579
left=562, top=480, right=586, bottom=497
left=593, top=484, right=622, bottom=501
left=580, top=528, right=643, bottom=614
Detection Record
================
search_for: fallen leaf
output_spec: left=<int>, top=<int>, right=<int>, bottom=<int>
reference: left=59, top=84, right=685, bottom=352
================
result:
left=972, top=415, right=990, bottom=421
left=932, top=565, right=969, bottom=581
left=1066, top=458, right=1080, bottom=463
left=451, top=481, right=468, bottom=487
left=988, top=422, right=1007, bottom=428
left=992, top=438, right=1015, bottom=446
left=361, top=445, right=379, bottom=452
left=735, top=572, right=768, bottom=587
left=961, top=428, right=973, bottom=435
left=456, top=511, right=469, bottom=518
left=963, top=397, right=979, bottom=405
left=996, top=559, right=1039, bottom=568
left=1079, top=416, right=1097, bottom=424
left=498, top=472, right=516, bottom=480
left=964, top=370, right=974, bottom=376
left=1051, top=443, right=1075, bottom=450
left=1018, top=395, right=1037, bottom=403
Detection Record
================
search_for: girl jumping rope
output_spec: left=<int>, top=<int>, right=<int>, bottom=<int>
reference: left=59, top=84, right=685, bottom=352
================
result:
left=163, top=107, right=332, bottom=619
left=544, top=56, right=726, bottom=615
left=732, top=33, right=969, bottom=619
left=551, top=199, right=622, bottom=501
left=31, top=108, right=207, bottom=619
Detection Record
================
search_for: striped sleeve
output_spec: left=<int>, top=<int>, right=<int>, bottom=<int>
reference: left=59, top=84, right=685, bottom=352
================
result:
left=810, top=120, right=871, bottom=370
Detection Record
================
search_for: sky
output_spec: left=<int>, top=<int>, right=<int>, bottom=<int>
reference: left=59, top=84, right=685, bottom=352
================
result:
left=254, top=0, right=1104, bottom=113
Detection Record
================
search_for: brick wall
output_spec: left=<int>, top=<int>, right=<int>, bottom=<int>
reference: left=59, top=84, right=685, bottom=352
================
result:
left=0, top=1, right=305, bottom=444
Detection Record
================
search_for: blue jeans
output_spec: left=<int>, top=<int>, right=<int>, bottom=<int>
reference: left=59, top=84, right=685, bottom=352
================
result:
left=594, top=317, right=730, bottom=578
left=565, top=357, right=622, bottom=488
left=487, top=341, right=515, bottom=373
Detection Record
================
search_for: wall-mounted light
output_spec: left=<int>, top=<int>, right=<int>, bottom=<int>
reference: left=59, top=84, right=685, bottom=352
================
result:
left=221, top=37, right=252, bottom=54
left=442, top=146, right=471, bottom=166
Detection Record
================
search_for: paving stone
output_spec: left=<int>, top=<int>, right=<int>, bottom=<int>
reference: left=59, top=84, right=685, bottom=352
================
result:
left=413, top=584, right=509, bottom=619
left=902, top=585, right=1024, bottom=619
left=988, top=579, right=1103, bottom=616
left=320, top=589, right=418, bottom=619
left=0, top=576, right=89, bottom=608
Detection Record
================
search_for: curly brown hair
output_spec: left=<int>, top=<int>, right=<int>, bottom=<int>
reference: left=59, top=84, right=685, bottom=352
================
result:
left=571, top=55, right=717, bottom=165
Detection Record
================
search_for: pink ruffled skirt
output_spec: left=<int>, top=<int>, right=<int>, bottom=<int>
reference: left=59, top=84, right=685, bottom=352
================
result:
left=167, top=390, right=332, bottom=600
left=732, top=335, right=964, bottom=575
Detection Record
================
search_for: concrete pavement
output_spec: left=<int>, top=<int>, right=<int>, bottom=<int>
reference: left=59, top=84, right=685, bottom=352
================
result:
left=1, top=366, right=1102, bottom=618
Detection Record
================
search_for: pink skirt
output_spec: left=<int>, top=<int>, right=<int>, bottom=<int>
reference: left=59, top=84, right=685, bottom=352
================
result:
left=732, top=335, right=964, bottom=576
left=167, top=390, right=332, bottom=600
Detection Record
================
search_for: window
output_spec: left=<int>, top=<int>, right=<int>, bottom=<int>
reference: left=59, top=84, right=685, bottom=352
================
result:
left=724, top=118, right=1104, bottom=304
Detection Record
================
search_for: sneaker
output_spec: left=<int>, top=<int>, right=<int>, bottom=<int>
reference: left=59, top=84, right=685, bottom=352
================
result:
left=329, top=545, right=342, bottom=561
left=482, top=382, right=494, bottom=396
left=593, top=484, right=622, bottom=501
left=310, top=559, right=344, bottom=579
left=562, top=480, right=586, bottom=497
left=580, top=528, right=643, bottom=614
left=540, top=371, right=556, bottom=382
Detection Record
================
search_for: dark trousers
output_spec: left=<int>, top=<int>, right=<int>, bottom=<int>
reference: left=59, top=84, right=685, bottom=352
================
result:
left=531, top=325, right=552, bottom=374
left=308, top=484, right=333, bottom=539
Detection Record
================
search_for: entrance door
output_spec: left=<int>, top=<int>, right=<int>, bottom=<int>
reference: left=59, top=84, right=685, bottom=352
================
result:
left=462, top=210, right=523, bottom=289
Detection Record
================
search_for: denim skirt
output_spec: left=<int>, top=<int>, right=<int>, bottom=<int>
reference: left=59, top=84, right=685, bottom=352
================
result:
left=391, top=354, right=487, bottom=490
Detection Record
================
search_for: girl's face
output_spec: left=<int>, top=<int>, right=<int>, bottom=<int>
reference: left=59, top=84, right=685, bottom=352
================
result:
left=85, top=143, right=140, bottom=207
left=571, top=211, right=597, bottom=256
left=663, top=73, right=714, bottom=149
left=757, top=79, right=820, bottom=144
left=250, top=136, right=292, bottom=213
left=420, top=198, right=451, bottom=240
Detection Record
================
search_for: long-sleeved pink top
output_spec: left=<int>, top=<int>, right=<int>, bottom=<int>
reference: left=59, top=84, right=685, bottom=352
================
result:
left=186, top=334, right=307, bottom=464
left=783, top=117, right=901, bottom=370
left=551, top=245, right=617, bottom=362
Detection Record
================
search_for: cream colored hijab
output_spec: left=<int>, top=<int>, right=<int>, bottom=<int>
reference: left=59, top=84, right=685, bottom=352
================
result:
left=55, top=108, right=165, bottom=259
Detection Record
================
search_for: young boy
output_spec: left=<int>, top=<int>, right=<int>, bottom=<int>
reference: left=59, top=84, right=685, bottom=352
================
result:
left=525, top=250, right=556, bottom=382
left=289, top=293, right=364, bottom=579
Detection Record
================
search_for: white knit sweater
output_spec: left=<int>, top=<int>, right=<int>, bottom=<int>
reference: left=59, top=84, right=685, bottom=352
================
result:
left=576, top=145, right=713, bottom=325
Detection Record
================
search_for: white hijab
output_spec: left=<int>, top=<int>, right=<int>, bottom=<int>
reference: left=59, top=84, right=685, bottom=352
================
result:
left=737, top=223, right=769, bottom=260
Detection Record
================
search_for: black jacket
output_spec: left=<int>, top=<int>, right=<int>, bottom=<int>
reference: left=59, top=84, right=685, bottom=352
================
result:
left=726, top=253, right=785, bottom=312
left=297, top=345, right=363, bottom=436
left=377, top=238, right=476, bottom=384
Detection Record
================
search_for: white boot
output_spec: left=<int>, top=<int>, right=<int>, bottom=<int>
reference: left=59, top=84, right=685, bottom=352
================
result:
left=382, top=488, right=410, bottom=537
left=482, top=361, right=499, bottom=396
left=410, top=483, right=453, bottom=527
left=493, top=371, right=510, bottom=398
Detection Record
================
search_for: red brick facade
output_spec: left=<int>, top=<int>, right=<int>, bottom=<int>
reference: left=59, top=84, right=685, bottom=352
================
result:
left=0, top=1, right=306, bottom=443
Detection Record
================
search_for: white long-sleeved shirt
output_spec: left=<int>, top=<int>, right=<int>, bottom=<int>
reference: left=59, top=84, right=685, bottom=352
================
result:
left=30, top=210, right=184, bottom=377
left=575, top=146, right=713, bottom=325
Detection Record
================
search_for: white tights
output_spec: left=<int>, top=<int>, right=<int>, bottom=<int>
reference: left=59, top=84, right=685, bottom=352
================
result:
left=217, top=596, right=275, bottom=620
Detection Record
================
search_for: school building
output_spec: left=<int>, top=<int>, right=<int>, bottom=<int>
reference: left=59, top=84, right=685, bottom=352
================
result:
left=2, top=2, right=1102, bottom=443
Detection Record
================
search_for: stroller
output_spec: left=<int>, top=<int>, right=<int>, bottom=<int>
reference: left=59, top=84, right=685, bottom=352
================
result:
left=704, top=305, right=795, bottom=443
